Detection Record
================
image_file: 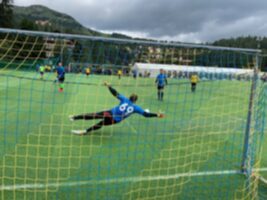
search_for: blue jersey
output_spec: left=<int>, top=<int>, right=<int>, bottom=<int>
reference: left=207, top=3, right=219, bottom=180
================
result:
left=156, top=74, right=167, bottom=86
left=56, top=66, right=65, bottom=78
left=111, top=94, right=145, bottom=122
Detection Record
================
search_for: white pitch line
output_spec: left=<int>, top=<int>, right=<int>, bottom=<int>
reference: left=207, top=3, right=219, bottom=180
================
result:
left=1, top=168, right=267, bottom=191
left=259, top=176, right=267, bottom=184
left=125, top=121, right=138, bottom=134
left=0, top=169, right=240, bottom=191
left=254, top=168, right=267, bottom=172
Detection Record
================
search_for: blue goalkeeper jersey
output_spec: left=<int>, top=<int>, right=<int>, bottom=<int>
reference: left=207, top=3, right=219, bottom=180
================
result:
left=111, top=94, right=145, bottom=122
left=156, top=74, right=167, bottom=86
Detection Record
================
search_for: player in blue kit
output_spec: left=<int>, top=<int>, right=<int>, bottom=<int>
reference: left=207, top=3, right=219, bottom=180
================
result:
left=56, top=62, right=65, bottom=92
left=69, top=82, right=164, bottom=135
left=155, top=69, right=168, bottom=101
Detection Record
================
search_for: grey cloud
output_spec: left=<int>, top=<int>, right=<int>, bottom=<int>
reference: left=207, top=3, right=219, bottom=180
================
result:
left=15, top=0, right=267, bottom=42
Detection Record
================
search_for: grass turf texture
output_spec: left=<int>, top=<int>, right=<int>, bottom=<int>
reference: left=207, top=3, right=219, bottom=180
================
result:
left=0, top=70, right=266, bottom=199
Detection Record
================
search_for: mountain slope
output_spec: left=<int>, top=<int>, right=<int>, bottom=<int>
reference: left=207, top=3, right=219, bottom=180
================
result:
left=12, top=5, right=106, bottom=36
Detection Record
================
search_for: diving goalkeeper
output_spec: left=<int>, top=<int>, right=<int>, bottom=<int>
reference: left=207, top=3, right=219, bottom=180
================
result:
left=69, top=82, right=164, bottom=135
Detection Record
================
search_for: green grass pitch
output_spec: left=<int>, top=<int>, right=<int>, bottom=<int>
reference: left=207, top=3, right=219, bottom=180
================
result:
left=0, top=70, right=266, bottom=199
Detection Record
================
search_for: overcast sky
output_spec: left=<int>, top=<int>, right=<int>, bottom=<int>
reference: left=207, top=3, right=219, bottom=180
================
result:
left=14, top=0, right=267, bottom=43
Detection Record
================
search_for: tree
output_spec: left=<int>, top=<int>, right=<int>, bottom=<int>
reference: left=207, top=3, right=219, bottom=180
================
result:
left=20, top=18, right=37, bottom=30
left=0, top=0, right=13, bottom=28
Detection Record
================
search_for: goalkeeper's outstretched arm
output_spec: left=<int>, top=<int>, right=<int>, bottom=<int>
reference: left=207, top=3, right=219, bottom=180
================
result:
left=104, top=81, right=119, bottom=98
left=143, top=112, right=164, bottom=118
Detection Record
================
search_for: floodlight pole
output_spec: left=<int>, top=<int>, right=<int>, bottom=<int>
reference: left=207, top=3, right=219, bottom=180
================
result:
left=241, top=54, right=259, bottom=174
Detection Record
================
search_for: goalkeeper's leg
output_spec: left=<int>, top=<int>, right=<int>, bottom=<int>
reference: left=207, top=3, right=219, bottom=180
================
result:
left=71, top=121, right=104, bottom=135
left=70, top=111, right=106, bottom=121
left=86, top=115, right=115, bottom=133
left=72, top=118, right=114, bottom=136
left=70, top=111, right=115, bottom=135
left=86, top=121, right=104, bottom=133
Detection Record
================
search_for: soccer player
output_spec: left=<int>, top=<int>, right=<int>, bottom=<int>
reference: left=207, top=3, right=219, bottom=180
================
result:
left=56, top=62, right=65, bottom=92
left=39, top=65, right=45, bottom=79
left=155, top=69, right=168, bottom=101
left=85, top=67, right=90, bottom=77
left=261, top=72, right=267, bottom=82
left=132, top=69, right=137, bottom=79
left=190, top=73, right=199, bottom=92
left=69, top=82, right=164, bottom=135
left=117, top=69, right=122, bottom=79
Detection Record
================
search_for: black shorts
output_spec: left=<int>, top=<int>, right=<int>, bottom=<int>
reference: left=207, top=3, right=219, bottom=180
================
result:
left=157, top=85, right=164, bottom=90
left=86, top=73, right=90, bottom=76
left=191, top=83, right=196, bottom=86
left=40, top=72, right=44, bottom=75
left=58, top=77, right=65, bottom=83
left=101, top=111, right=116, bottom=125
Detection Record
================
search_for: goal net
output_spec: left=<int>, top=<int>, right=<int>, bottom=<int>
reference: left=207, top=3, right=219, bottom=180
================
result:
left=0, top=28, right=266, bottom=200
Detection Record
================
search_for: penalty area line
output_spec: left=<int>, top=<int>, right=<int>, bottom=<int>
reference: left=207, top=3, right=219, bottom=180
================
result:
left=259, top=176, right=267, bottom=185
left=0, top=169, right=240, bottom=191
left=254, top=168, right=267, bottom=172
left=125, top=121, right=138, bottom=134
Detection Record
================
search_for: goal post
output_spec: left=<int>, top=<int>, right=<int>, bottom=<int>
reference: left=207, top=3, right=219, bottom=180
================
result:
left=241, top=55, right=260, bottom=174
left=0, top=28, right=266, bottom=199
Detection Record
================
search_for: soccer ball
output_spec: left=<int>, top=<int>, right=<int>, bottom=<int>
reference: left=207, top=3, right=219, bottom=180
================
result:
left=144, top=109, right=150, bottom=113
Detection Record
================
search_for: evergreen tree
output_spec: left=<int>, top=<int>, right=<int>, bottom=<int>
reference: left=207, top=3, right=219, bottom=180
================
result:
left=0, top=0, right=13, bottom=28
left=20, top=18, right=37, bottom=30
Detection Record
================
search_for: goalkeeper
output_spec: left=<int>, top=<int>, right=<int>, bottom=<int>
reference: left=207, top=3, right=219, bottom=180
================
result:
left=69, top=82, right=164, bottom=135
